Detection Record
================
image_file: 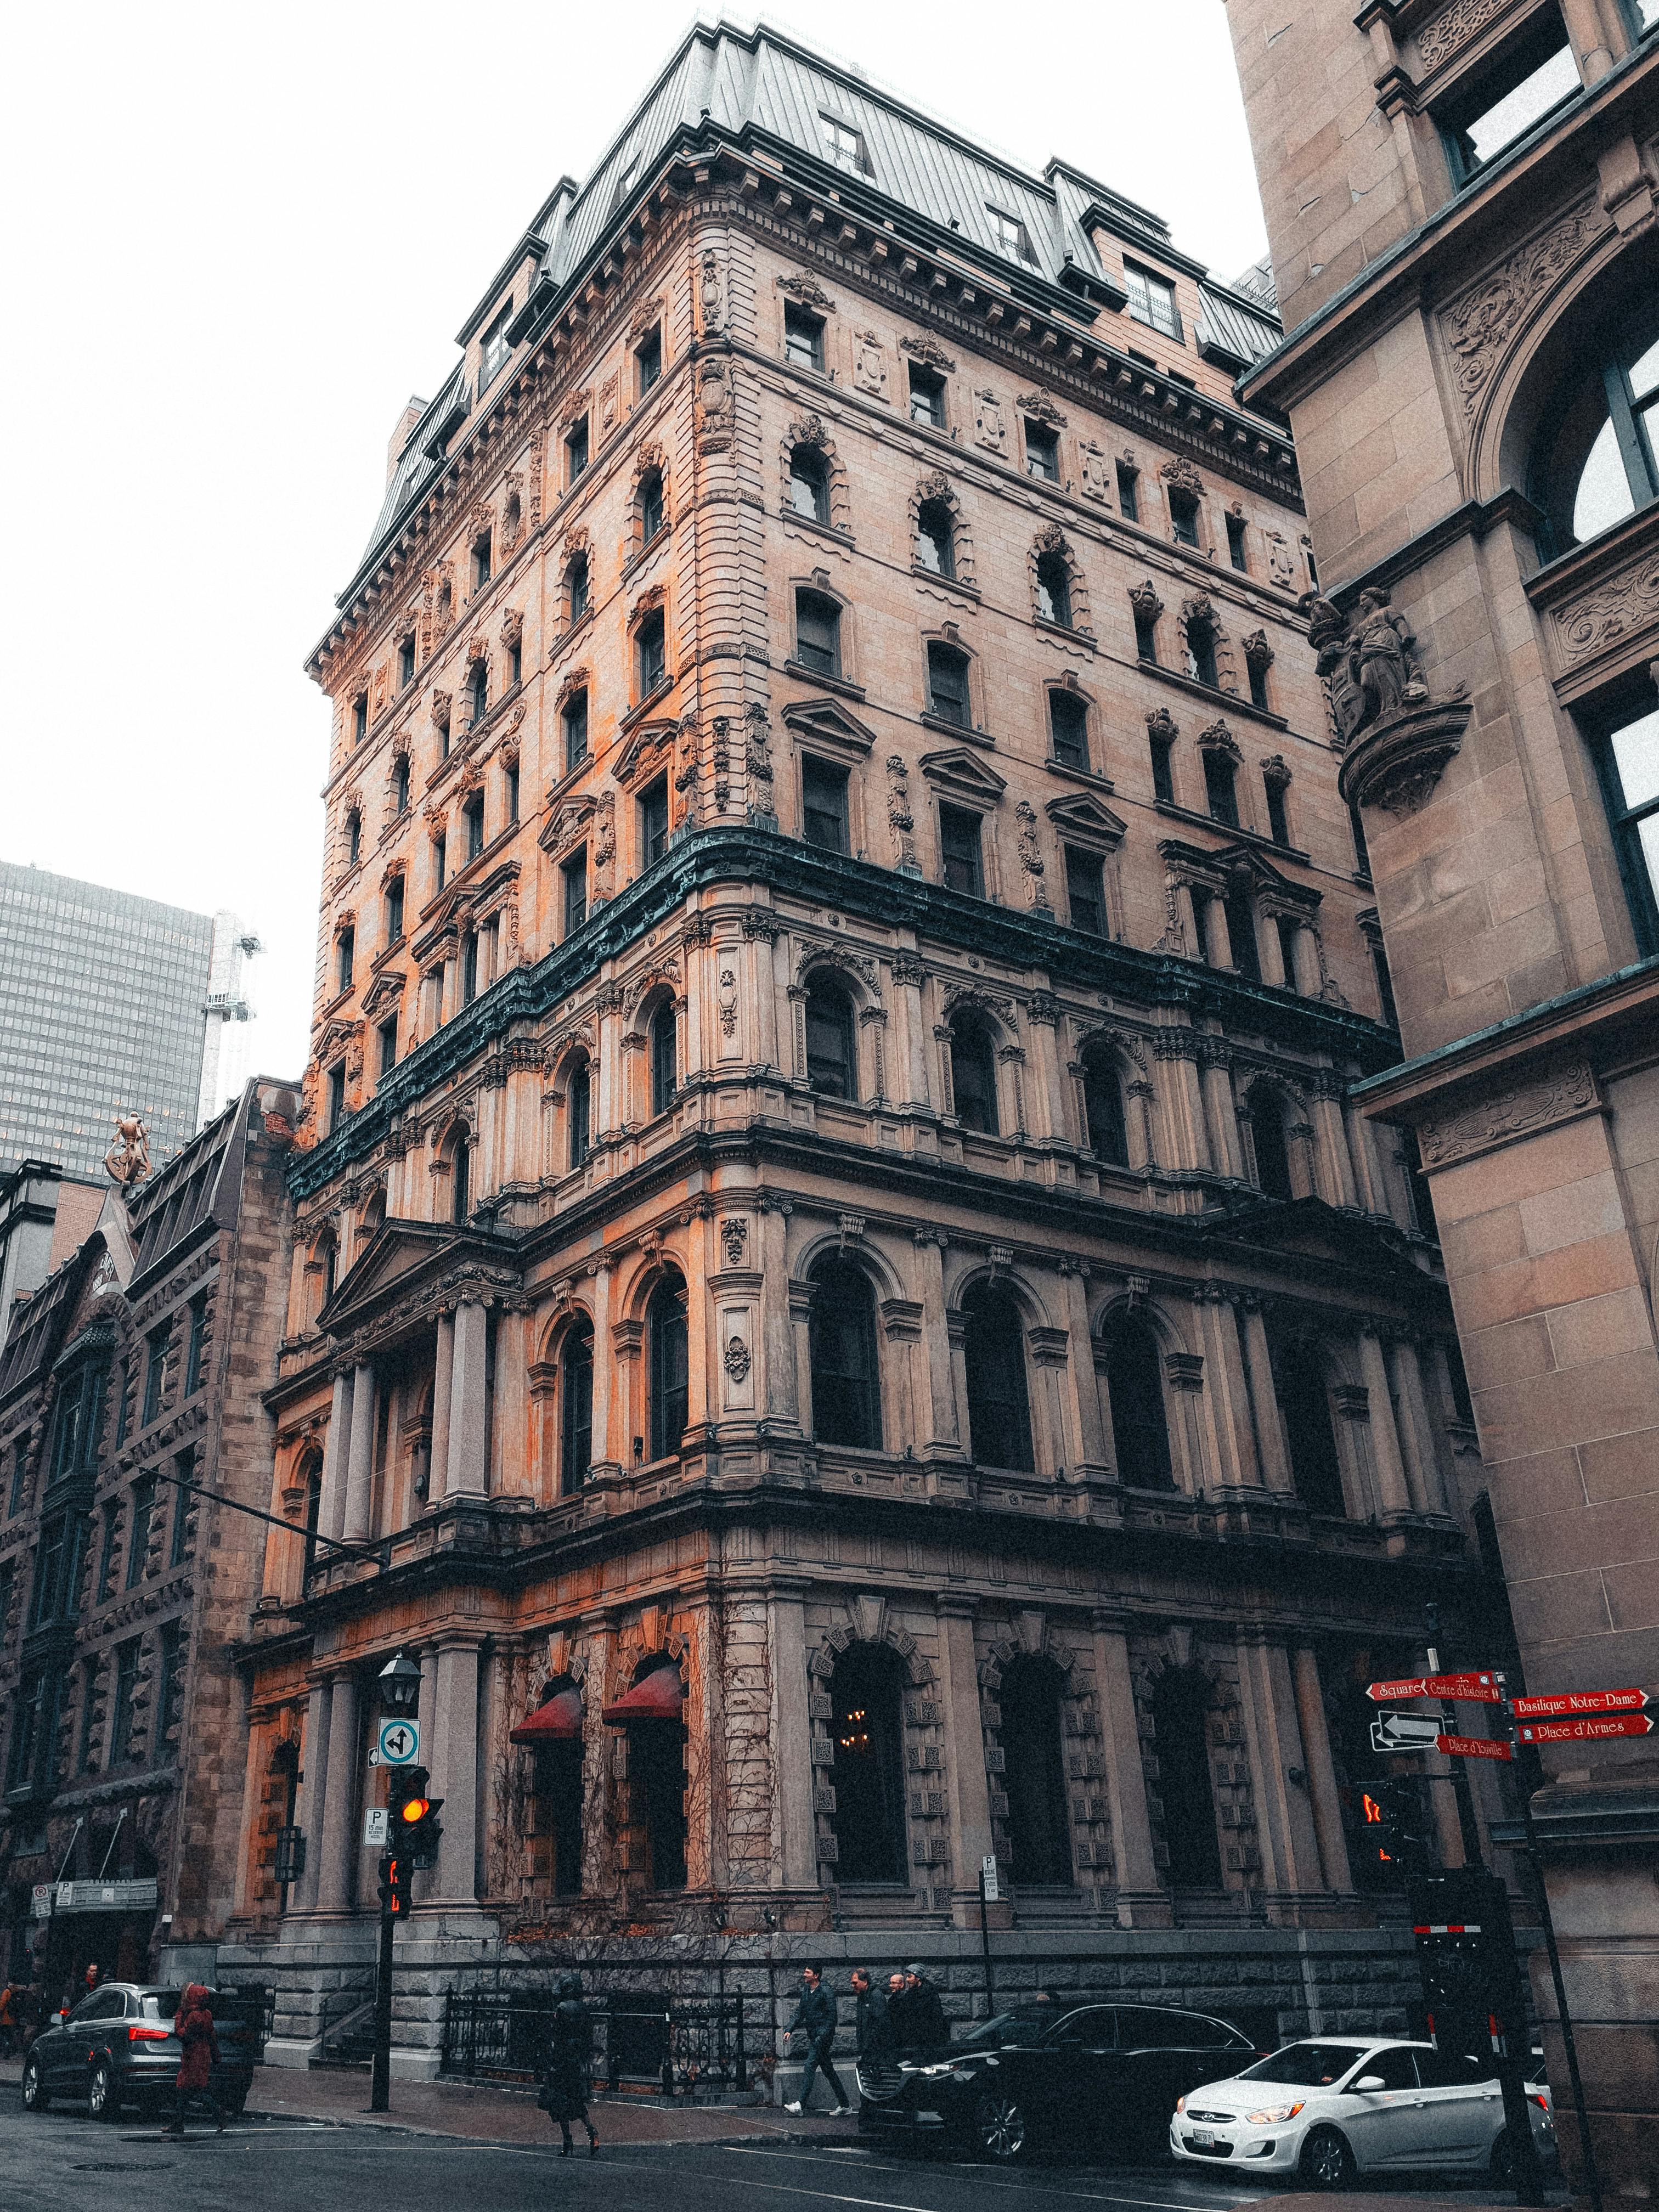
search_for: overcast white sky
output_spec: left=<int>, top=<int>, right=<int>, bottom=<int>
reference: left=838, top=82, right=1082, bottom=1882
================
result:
left=2, top=1, right=1266, bottom=1087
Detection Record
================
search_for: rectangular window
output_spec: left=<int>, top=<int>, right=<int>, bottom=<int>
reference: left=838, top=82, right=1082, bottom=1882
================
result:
left=801, top=755, right=850, bottom=853
left=1439, top=12, right=1579, bottom=182
left=76, top=1662, right=98, bottom=1775
left=1203, top=749, right=1240, bottom=827
left=9, top=1441, right=29, bottom=1516
left=506, top=761, right=520, bottom=823
left=464, top=792, right=485, bottom=861
left=352, top=696, right=368, bottom=744
left=96, top=1506, right=119, bottom=1601
left=437, top=704, right=452, bottom=759
left=1265, top=776, right=1291, bottom=847
left=126, top=1479, right=156, bottom=1588
left=142, top=1326, right=169, bottom=1426
left=1277, top=915, right=1303, bottom=992
left=1134, top=603, right=1159, bottom=663
left=109, top=1639, right=140, bottom=1765
left=908, top=363, right=946, bottom=428
left=480, top=303, right=512, bottom=391
left=819, top=112, right=869, bottom=173
left=1024, top=420, right=1060, bottom=482
left=461, top=930, right=479, bottom=1006
left=184, top=1296, right=207, bottom=1396
left=398, top=633, right=416, bottom=689
left=156, top=1621, right=183, bottom=1745
left=1248, top=656, right=1272, bottom=712
left=7, top=1669, right=45, bottom=1792
left=508, top=636, right=522, bottom=690
left=472, top=530, right=492, bottom=590
left=385, top=876, right=404, bottom=943
left=1116, top=463, right=1139, bottom=523
left=30, top=1515, right=67, bottom=1629
left=794, top=589, right=841, bottom=676
left=1584, top=684, right=1659, bottom=952
left=336, top=929, right=354, bottom=993
left=926, top=642, right=972, bottom=727
left=377, top=1015, right=398, bottom=1079
left=1048, top=689, right=1090, bottom=770
left=939, top=804, right=984, bottom=896
left=784, top=304, right=825, bottom=373
left=1125, top=262, right=1182, bottom=341
left=1372, top=941, right=1400, bottom=1029
left=433, top=831, right=448, bottom=891
left=1169, top=490, right=1200, bottom=547
left=636, top=608, right=667, bottom=697
left=988, top=205, right=1036, bottom=263
left=639, top=775, right=669, bottom=868
left=170, top=1451, right=193, bottom=1566
left=326, top=1060, right=347, bottom=1133
left=563, top=850, right=588, bottom=936
left=636, top=325, right=662, bottom=394
left=1065, top=846, right=1107, bottom=936
left=566, top=415, right=589, bottom=482
left=1226, top=512, right=1249, bottom=572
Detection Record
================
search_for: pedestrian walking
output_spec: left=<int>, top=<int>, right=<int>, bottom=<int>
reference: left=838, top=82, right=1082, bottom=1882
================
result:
left=539, top=1974, right=599, bottom=2157
left=167, top=1983, right=224, bottom=2135
left=783, top=1963, right=850, bottom=2115
left=899, top=1964, right=948, bottom=2051
left=17, top=1982, right=44, bottom=2056
left=850, top=1968, right=893, bottom=2063
left=885, top=1970, right=909, bottom=2048
left=0, top=1981, right=17, bottom=2059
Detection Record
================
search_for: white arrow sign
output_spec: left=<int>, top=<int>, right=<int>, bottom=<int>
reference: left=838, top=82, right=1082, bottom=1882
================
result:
left=377, top=1718, right=420, bottom=1767
left=1370, top=1713, right=1444, bottom=1753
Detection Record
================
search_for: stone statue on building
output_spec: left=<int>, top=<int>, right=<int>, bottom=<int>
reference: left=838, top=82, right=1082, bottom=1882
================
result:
left=1302, top=586, right=1426, bottom=747
left=104, top=1113, right=151, bottom=1188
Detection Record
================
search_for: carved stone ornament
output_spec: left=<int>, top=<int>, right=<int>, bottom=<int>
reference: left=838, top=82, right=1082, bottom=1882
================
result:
left=1242, top=628, right=1274, bottom=671
left=901, top=334, right=956, bottom=373
left=1266, top=531, right=1297, bottom=590
left=787, top=410, right=830, bottom=452
left=1260, top=752, right=1291, bottom=790
left=700, top=250, right=723, bottom=334
left=1551, top=545, right=1659, bottom=667
left=723, top=1335, right=752, bottom=1384
left=1160, top=456, right=1203, bottom=498
left=1146, top=706, right=1178, bottom=745
left=1305, top=584, right=1431, bottom=750
left=973, top=389, right=1007, bottom=454
left=720, top=1216, right=748, bottom=1268
left=778, top=273, right=835, bottom=312
left=1128, top=579, right=1164, bottom=623
left=1417, top=0, right=1525, bottom=74
left=696, top=354, right=735, bottom=450
left=1197, top=719, right=1242, bottom=763
left=1441, top=195, right=1606, bottom=416
left=1079, top=439, right=1110, bottom=501
left=853, top=331, right=888, bottom=398
left=1338, top=695, right=1474, bottom=815
left=1017, top=390, right=1067, bottom=428
left=1417, top=1059, right=1598, bottom=1170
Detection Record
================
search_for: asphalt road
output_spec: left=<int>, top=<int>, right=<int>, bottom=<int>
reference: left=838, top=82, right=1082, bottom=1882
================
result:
left=0, top=2104, right=1538, bottom=2212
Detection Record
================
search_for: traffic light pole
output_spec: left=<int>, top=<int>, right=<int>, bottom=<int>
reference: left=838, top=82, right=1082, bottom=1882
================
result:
left=371, top=1862, right=395, bottom=2114
left=1425, top=1615, right=1485, bottom=1869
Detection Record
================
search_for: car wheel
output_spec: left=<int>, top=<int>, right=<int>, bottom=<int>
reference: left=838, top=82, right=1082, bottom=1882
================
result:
left=89, top=2061, right=120, bottom=2123
left=973, top=2089, right=1030, bottom=2163
left=22, top=2058, right=50, bottom=2112
left=1297, top=2126, right=1355, bottom=2189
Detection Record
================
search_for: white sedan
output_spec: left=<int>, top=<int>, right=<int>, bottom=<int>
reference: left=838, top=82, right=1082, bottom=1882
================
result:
left=1170, top=2035, right=1554, bottom=2186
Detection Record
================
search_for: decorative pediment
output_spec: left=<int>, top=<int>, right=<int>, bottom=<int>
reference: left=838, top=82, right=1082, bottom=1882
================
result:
left=611, top=718, right=678, bottom=789
left=318, top=1216, right=517, bottom=1335
left=1044, top=792, right=1127, bottom=850
left=538, top=790, right=596, bottom=857
left=1160, top=836, right=1323, bottom=906
left=779, top=695, right=877, bottom=759
left=1161, top=456, right=1204, bottom=497
left=901, top=334, right=957, bottom=373
left=917, top=747, right=1007, bottom=801
left=361, top=970, right=406, bottom=1019
left=1017, top=390, right=1067, bottom=428
left=778, top=273, right=835, bottom=312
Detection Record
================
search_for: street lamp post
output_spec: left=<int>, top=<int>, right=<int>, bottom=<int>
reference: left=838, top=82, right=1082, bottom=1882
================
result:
left=370, top=1651, right=421, bottom=2114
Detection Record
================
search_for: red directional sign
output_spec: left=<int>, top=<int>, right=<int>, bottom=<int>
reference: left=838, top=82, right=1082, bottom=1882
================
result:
left=1366, top=1671, right=1505, bottom=1705
left=1436, top=1733, right=1513, bottom=1760
left=1510, top=1688, right=1650, bottom=1720
left=1517, top=1714, right=1655, bottom=1746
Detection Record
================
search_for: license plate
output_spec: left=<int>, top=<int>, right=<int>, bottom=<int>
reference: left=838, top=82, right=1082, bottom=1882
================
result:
left=1193, top=2130, right=1214, bottom=2147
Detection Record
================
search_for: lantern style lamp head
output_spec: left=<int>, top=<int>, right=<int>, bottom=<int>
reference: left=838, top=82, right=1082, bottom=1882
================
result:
left=379, top=1649, right=422, bottom=1713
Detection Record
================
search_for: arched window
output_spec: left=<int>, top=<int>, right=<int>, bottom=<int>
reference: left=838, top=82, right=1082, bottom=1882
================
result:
left=567, top=1056, right=591, bottom=1169
left=636, top=465, right=665, bottom=544
left=962, top=1281, right=1034, bottom=1471
left=1249, top=1086, right=1294, bottom=1201
left=915, top=497, right=954, bottom=577
left=647, top=1275, right=689, bottom=1462
left=804, top=975, right=856, bottom=1098
left=789, top=445, right=830, bottom=523
left=566, top=550, right=590, bottom=624
left=648, top=1001, right=677, bottom=1118
left=560, top=1317, right=593, bottom=1496
left=1000, top=1658, right=1071, bottom=1886
left=1035, top=549, right=1073, bottom=628
left=1531, top=307, right=1659, bottom=554
left=467, top=658, right=489, bottom=724
left=830, top=1642, right=907, bottom=1882
left=949, top=1011, right=999, bottom=1135
left=1081, top=1044, right=1128, bottom=1165
left=1152, top=1668, right=1222, bottom=1888
left=1273, top=1338, right=1345, bottom=1515
left=1101, top=1314, right=1173, bottom=1489
left=449, top=1125, right=471, bottom=1224
left=808, top=1252, right=881, bottom=1448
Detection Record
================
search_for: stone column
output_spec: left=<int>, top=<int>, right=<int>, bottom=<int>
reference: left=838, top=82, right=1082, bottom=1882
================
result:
left=428, top=1311, right=454, bottom=1506
left=1293, top=1646, right=1355, bottom=1894
left=1291, top=923, right=1324, bottom=997
left=1559, top=0, right=1613, bottom=79
left=891, top=952, right=931, bottom=1109
left=768, top=1582, right=818, bottom=1892
left=580, top=1613, right=620, bottom=1898
left=938, top=1599, right=995, bottom=1921
left=1023, top=996, right=1064, bottom=1143
left=1344, top=1097, right=1387, bottom=1216
left=428, top=1640, right=481, bottom=1904
left=293, top=1680, right=331, bottom=1914
left=914, top=1229, right=963, bottom=1454
left=1311, top=1077, right=1361, bottom=1208
left=1235, top=1631, right=1327, bottom=1903
left=1393, top=1338, right=1453, bottom=1516
left=1092, top=1615, right=1166, bottom=1923
left=1199, top=890, right=1234, bottom=969
left=1193, top=1288, right=1264, bottom=1492
left=317, top=1369, right=353, bottom=1543
left=1238, top=1297, right=1293, bottom=1494
left=1358, top=1327, right=1414, bottom=1517
left=314, top=1672, right=359, bottom=1913
left=758, top=1201, right=800, bottom=1429
left=447, top=1299, right=490, bottom=1497
left=1155, top=1035, right=1212, bottom=1173
left=1259, top=913, right=1288, bottom=989
left=492, top=1307, right=530, bottom=1497
left=587, top=1262, right=619, bottom=1475
left=1198, top=1046, right=1244, bottom=1178
left=747, top=918, right=781, bottom=1073
left=342, top=1361, right=376, bottom=1542
left=1060, top=1262, right=1108, bottom=1474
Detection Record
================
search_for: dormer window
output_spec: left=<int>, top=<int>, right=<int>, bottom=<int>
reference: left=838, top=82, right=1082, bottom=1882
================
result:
left=1125, top=262, right=1182, bottom=341
left=785, top=304, right=825, bottom=373
left=988, top=205, right=1036, bottom=265
left=819, top=113, right=869, bottom=174
left=479, top=303, right=512, bottom=392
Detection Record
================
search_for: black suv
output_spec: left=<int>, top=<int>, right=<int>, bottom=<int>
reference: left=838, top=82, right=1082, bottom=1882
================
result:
left=22, top=1983, right=259, bottom=2122
left=857, top=2000, right=1259, bottom=2163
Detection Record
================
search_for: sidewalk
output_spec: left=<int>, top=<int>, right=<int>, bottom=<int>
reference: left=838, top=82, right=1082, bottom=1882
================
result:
left=0, top=2053, right=855, bottom=2147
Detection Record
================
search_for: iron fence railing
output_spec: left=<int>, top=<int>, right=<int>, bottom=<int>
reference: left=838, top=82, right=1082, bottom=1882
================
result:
left=438, top=1988, right=747, bottom=2096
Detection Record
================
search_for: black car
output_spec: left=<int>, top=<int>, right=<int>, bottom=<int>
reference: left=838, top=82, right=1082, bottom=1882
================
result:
left=21, top=1983, right=258, bottom=2122
left=857, top=2000, right=1260, bottom=2163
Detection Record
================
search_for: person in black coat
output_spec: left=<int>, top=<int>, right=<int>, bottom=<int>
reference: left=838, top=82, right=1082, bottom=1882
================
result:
left=850, top=1969, right=894, bottom=2066
left=899, top=1964, right=948, bottom=2051
left=540, top=1974, right=599, bottom=2156
left=783, top=1963, right=850, bottom=2114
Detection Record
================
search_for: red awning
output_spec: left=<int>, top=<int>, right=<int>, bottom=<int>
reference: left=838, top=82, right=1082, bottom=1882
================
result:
left=509, top=1687, right=583, bottom=1745
left=601, top=1664, right=686, bottom=1726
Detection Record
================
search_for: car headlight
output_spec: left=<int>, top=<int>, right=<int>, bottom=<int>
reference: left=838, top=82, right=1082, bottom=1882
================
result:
left=916, top=2061, right=963, bottom=2076
left=1246, top=2102, right=1305, bottom=2126
left=1175, top=2097, right=1186, bottom=2114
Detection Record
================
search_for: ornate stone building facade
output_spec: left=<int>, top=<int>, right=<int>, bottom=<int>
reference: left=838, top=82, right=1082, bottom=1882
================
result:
left=1224, top=0, right=1659, bottom=2193
left=0, top=1082, right=297, bottom=1995
left=223, top=24, right=1514, bottom=2084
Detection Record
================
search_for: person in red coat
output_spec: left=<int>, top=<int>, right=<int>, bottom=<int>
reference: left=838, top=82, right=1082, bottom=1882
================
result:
left=167, top=1984, right=224, bottom=2135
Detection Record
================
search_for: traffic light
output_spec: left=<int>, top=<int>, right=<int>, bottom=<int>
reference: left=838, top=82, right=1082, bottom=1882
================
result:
left=1408, top=1869, right=1527, bottom=2060
left=1357, top=1778, right=1432, bottom=1878
left=389, top=1764, right=443, bottom=1868
left=377, top=1850, right=407, bottom=1915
